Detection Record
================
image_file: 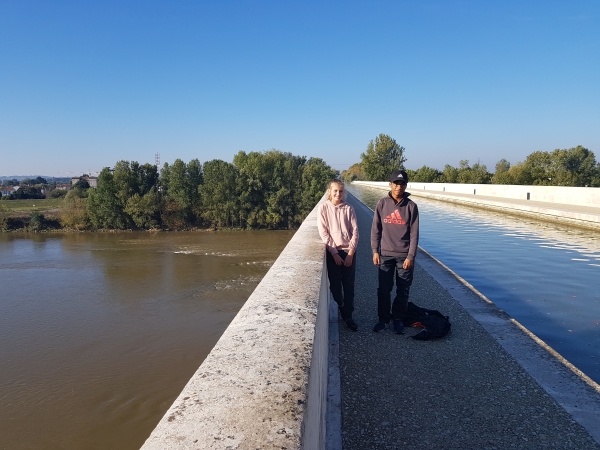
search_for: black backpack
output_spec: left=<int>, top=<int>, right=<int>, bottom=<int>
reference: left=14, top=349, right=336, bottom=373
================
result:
left=403, top=302, right=451, bottom=340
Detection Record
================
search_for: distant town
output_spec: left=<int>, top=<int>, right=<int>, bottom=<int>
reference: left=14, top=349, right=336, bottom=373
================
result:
left=0, top=175, right=97, bottom=199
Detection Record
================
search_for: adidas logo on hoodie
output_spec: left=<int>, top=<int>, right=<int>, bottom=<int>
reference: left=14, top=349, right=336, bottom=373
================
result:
left=383, top=209, right=405, bottom=225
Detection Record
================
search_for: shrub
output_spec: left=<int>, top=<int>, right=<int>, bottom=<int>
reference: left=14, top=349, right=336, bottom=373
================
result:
left=29, top=212, right=46, bottom=231
left=48, top=190, right=67, bottom=199
left=0, top=204, right=8, bottom=231
left=160, top=199, right=188, bottom=229
left=60, top=196, right=89, bottom=230
left=124, top=190, right=160, bottom=229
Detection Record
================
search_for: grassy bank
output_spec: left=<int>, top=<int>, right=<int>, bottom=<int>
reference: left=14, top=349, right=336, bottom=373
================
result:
left=0, top=198, right=64, bottom=212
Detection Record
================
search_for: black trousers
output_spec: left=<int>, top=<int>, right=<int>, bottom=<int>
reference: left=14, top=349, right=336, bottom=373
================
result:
left=325, top=249, right=356, bottom=320
left=377, top=255, right=414, bottom=322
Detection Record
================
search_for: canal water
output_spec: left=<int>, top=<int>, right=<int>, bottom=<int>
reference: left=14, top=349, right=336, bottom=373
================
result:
left=348, top=184, right=600, bottom=385
left=0, top=230, right=294, bottom=450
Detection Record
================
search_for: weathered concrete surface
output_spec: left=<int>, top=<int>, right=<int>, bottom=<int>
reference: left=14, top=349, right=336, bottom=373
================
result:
left=337, top=193, right=600, bottom=449
left=141, top=200, right=329, bottom=450
left=354, top=181, right=600, bottom=230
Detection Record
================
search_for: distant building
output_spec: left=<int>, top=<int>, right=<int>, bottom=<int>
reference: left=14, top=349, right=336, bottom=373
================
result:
left=0, top=186, right=20, bottom=197
left=70, top=176, right=98, bottom=188
left=54, top=183, right=71, bottom=191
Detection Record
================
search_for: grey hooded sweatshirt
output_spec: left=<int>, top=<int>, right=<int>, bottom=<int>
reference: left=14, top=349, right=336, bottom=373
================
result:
left=370, top=191, right=419, bottom=260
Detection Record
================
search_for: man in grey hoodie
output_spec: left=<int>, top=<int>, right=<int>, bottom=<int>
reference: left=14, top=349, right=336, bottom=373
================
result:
left=371, top=169, right=420, bottom=334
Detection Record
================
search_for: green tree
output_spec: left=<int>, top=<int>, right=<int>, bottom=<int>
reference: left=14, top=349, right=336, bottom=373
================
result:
left=166, top=159, right=191, bottom=209
left=32, top=177, right=48, bottom=185
left=113, top=161, right=141, bottom=203
left=137, top=163, right=160, bottom=195
left=456, top=160, right=492, bottom=184
left=87, top=168, right=130, bottom=229
left=495, top=159, right=511, bottom=174
left=439, top=164, right=459, bottom=183
left=67, top=181, right=91, bottom=200
left=300, top=157, right=338, bottom=219
left=505, top=162, right=531, bottom=185
left=265, top=153, right=306, bottom=228
left=340, top=163, right=366, bottom=182
left=411, top=165, right=442, bottom=182
left=200, top=159, right=239, bottom=228
left=160, top=162, right=172, bottom=192
left=234, top=151, right=270, bottom=228
left=492, top=159, right=512, bottom=184
left=124, top=189, right=160, bottom=229
left=160, top=159, right=203, bottom=225
left=360, top=134, right=406, bottom=181
left=72, top=179, right=90, bottom=190
left=160, top=199, right=188, bottom=229
left=60, top=195, right=89, bottom=230
left=548, top=146, right=597, bottom=186
left=520, top=151, right=552, bottom=185
left=234, top=150, right=304, bottom=228
left=438, top=161, right=492, bottom=184
left=233, top=150, right=333, bottom=228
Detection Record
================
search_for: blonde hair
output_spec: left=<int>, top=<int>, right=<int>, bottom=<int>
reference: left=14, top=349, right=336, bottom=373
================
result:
left=327, top=179, right=346, bottom=202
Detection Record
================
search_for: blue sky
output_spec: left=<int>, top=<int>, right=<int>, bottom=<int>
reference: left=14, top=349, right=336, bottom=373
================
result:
left=1, top=0, right=599, bottom=177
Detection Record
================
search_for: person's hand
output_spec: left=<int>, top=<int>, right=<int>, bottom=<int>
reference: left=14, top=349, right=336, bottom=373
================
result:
left=333, top=253, right=344, bottom=266
left=343, top=254, right=353, bottom=267
left=372, top=252, right=380, bottom=266
left=403, top=258, right=414, bottom=270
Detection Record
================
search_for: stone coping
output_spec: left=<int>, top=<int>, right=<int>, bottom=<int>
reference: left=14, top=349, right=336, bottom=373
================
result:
left=141, top=198, right=329, bottom=449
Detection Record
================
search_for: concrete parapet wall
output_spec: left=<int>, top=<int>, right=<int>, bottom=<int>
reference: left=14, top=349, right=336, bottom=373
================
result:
left=141, top=200, right=329, bottom=449
left=354, top=181, right=600, bottom=207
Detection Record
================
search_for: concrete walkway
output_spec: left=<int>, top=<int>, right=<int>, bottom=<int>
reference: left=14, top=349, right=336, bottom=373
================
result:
left=334, top=193, right=600, bottom=450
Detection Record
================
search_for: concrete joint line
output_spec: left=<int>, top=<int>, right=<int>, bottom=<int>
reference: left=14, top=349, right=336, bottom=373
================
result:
left=509, top=318, right=600, bottom=396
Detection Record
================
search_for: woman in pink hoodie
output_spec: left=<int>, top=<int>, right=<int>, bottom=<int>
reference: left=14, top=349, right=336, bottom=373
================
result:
left=317, top=179, right=360, bottom=331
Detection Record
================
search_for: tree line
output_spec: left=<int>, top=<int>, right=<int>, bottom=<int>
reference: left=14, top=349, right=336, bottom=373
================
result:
left=60, top=150, right=337, bottom=230
left=1, top=176, right=49, bottom=187
left=341, top=134, right=599, bottom=187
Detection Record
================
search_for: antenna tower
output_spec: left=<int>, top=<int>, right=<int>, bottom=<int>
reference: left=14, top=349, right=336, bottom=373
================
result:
left=155, top=153, right=161, bottom=173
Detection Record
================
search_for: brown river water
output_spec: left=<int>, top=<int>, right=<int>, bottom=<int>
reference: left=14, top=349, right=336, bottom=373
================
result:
left=0, top=230, right=294, bottom=449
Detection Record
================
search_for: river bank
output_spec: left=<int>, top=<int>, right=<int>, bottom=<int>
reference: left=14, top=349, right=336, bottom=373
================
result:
left=0, top=210, right=300, bottom=233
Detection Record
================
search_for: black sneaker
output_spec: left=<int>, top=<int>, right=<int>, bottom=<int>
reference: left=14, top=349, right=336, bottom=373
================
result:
left=373, top=321, right=387, bottom=332
left=393, top=319, right=405, bottom=335
left=344, top=318, right=358, bottom=332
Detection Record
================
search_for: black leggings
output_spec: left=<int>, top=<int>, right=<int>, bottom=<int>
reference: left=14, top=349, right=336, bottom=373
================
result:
left=326, top=249, right=356, bottom=320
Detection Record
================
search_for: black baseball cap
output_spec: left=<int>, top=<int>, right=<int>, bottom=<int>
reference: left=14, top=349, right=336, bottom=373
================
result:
left=389, top=169, right=408, bottom=183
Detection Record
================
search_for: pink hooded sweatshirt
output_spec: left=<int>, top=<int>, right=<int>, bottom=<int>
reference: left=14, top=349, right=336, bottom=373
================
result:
left=317, top=200, right=359, bottom=255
